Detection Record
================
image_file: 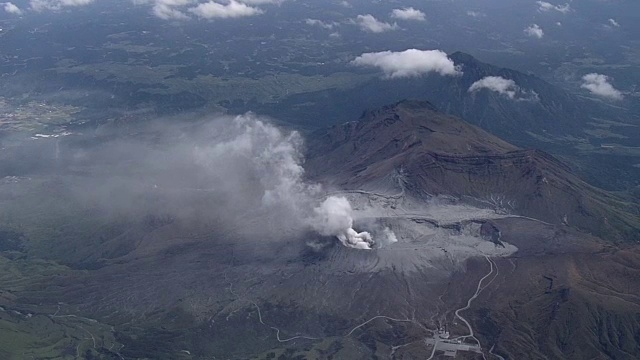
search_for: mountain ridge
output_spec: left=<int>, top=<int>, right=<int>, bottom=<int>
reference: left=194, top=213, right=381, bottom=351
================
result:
left=307, top=100, right=640, bottom=242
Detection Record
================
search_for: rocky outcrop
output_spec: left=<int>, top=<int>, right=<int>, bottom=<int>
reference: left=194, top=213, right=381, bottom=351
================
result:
left=480, top=222, right=502, bottom=247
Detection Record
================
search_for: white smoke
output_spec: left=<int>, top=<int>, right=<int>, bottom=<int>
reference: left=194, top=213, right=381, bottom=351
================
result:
left=382, top=227, right=398, bottom=245
left=193, top=113, right=315, bottom=219
left=311, top=196, right=375, bottom=250
left=197, top=114, right=383, bottom=250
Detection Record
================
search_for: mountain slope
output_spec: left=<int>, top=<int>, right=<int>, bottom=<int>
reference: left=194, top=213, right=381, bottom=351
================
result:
left=263, top=52, right=639, bottom=191
left=396, top=52, right=640, bottom=191
left=0, top=101, right=639, bottom=359
left=305, top=100, right=640, bottom=359
left=306, top=100, right=640, bottom=242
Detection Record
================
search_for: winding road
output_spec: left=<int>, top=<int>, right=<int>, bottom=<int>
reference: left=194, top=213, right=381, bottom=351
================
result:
left=230, top=255, right=500, bottom=359
left=446, top=255, right=498, bottom=360
left=453, top=256, right=495, bottom=341
left=224, top=267, right=434, bottom=346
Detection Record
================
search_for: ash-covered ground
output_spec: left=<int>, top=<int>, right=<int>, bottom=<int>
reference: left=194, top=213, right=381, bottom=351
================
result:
left=305, top=190, right=518, bottom=274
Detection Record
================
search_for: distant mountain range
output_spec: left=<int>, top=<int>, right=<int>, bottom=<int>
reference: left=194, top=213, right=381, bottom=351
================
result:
left=261, top=52, right=640, bottom=191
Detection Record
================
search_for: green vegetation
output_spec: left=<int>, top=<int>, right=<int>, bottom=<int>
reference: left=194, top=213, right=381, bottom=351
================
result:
left=0, top=310, right=122, bottom=360
left=0, top=254, right=122, bottom=359
left=52, top=62, right=372, bottom=105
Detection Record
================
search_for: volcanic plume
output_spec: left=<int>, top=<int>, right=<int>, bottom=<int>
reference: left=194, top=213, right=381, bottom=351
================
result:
left=311, top=196, right=375, bottom=249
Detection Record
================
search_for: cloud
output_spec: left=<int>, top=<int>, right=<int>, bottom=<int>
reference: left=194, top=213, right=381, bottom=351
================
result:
left=468, top=76, right=539, bottom=101
left=351, top=49, right=461, bottom=78
left=189, top=0, right=263, bottom=19
left=30, top=0, right=94, bottom=11
left=134, top=0, right=278, bottom=20
left=338, top=0, right=351, bottom=8
left=390, top=7, right=425, bottom=21
left=524, top=24, right=544, bottom=38
left=237, top=0, right=283, bottom=4
left=536, top=1, right=570, bottom=14
left=581, top=73, right=623, bottom=100
left=608, top=18, right=620, bottom=27
left=354, top=14, right=398, bottom=33
left=3, top=1, right=22, bottom=14
left=305, top=18, right=338, bottom=30
left=152, top=2, right=190, bottom=19
left=466, top=11, right=485, bottom=18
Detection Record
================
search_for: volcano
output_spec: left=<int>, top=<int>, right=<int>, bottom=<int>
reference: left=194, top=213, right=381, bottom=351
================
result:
left=1, top=101, right=639, bottom=360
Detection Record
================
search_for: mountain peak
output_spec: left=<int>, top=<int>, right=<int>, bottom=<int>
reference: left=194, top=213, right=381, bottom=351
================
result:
left=448, top=51, right=478, bottom=64
left=307, top=101, right=639, bottom=242
left=393, top=99, right=438, bottom=111
left=359, top=99, right=438, bottom=120
left=308, top=100, right=518, bottom=175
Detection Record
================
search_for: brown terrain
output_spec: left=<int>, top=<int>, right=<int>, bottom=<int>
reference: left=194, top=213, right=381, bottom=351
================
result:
left=307, top=100, right=639, bottom=242
left=306, top=100, right=640, bottom=359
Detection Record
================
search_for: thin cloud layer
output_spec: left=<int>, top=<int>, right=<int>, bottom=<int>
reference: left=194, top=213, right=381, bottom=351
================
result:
left=3, top=1, right=22, bottom=14
left=466, top=11, right=485, bottom=18
left=351, top=49, right=461, bottom=78
left=138, top=0, right=274, bottom=20
left=608, top=18, right=620, bottom=27
left=581, top=73, right=623, bottom=100
left=30, top=0, right=94, bottom=11
left=152, top=0, right=191, bottom=20
left=355, top=14, right=398, bottom=33
left=524, top=24, right=544, bottom=38
left=189, top=0, right=262, bottom=19
left=8, top=0, right=275, bottom=17
left=468, top=76, right=539, bottom=101
left=238, top=0, right=283, bottom=4
left=536, top=1, right=570, bottom=14
left=305, top=18, right=338, bottom=30
left=391, top=7, right=425, bottom=21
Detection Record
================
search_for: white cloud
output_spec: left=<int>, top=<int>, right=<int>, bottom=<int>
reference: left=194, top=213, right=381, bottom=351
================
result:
left=3, top=1, right=22, bottom=14
left=60, top=0, right=92, bottom=5
left=608, top=18, right=620, bottom=27
left=391, top=7, right=425, bottom=21
left=237, top=0, right=283, bottom=4
left=153, top=3, right=189, bottom=19
left=305, top=18, right=338, bottom=30
left=468, top=76, right=538, bottom=101
left=338, top=1, right=351, bottom=8
left=137, top=0, right=273, bottom=21
left=581, top=73, right=623, bottom=100
left=130, top=0, right=193, bottom=20
left=355, top=14, right=398, bottom=33
left=351, top=49, right=461, bottom=78
left=189, top=0, right=262, bottom=19
left=30, top=0, right=94, bottom=11
left=466, top=11, right=484, bottom=18
left=536, top=1, right=570, bottom=14
left=156, top=0, right=193, bottom=6
left=524, top=24, right=544, bottom=38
